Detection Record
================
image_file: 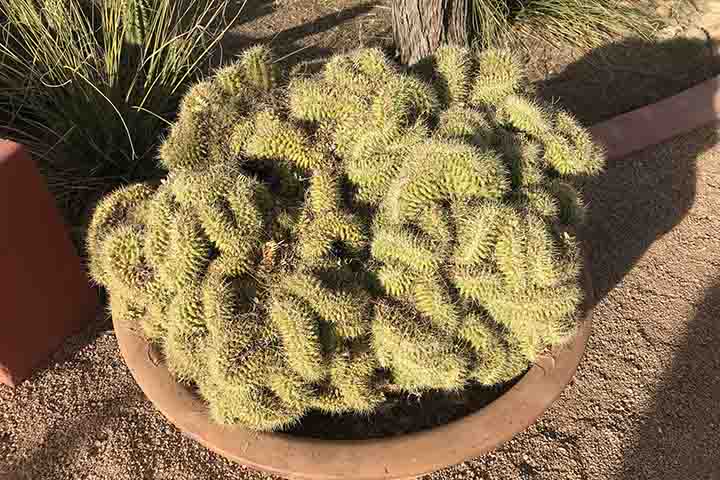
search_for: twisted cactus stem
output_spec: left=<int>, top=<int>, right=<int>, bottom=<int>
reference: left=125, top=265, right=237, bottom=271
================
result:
left=279, top=272, right=371, bottom=339
left=470, top=48, right=524, bottom=106
left=90, top=45, right=605, bottom=432
left=244, top=110, right=328, bottom=171
left=86, top=184, right=155, bottom=285
left=373, top=301, right=469, bottom=391
left=435, top=106, right=494, bottom=147
left=239, top=45, right=278, bottom=92
left=459, top=312, right=528, bottom=385
left=432, top=45, right=473, bottom=108
left=269, top=294, right=326, bottom=382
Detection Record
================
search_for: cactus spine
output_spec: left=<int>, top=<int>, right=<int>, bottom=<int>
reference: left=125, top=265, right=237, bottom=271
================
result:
left=123, top=0, right=150, bottom=46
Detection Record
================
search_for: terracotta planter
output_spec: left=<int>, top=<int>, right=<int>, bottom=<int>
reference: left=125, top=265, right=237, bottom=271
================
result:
left=0, top=141, right=98, bottom=386
left=114, top=263, right=592, bottom=480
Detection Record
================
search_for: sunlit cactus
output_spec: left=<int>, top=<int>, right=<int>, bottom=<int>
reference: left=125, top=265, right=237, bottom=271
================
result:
left=159, top=46, right=278, bottom=172
left=89, top=44, right=604, bottom=432
left=431, top=45, right=473, bottom=108
left=239, top=45, right=278, bottom=92
left=361, top=45, right=601, bottom=389
left=470, top=48, right=525, bottom=106
left=373, top=301, right=469, bottom=391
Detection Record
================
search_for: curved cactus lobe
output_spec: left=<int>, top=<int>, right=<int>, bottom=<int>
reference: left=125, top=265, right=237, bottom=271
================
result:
left=372, top=301, right=470, bottom=391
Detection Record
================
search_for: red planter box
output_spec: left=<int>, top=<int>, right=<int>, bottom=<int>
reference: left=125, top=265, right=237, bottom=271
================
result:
left=0, top=141, right=98, bottom=386
left=590, top=75, right=720, bottom=160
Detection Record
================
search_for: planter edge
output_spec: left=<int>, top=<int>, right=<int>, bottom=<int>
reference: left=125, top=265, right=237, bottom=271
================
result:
left=114, top=267, right=593, bottom=480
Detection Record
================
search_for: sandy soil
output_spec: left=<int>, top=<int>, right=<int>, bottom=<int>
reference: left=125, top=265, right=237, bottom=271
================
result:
left=3, top=2, right=720, bottom=479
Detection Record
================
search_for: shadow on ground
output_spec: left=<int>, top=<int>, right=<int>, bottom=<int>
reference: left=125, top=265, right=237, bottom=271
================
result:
left=579, top=121, right=720, bottom=477
left=233, top=0, right=276, bottom=26
left=579, top=123, right=718, bottom=478
left=558, top=36, right=719, bottom=306
left=556, top=37, right=720, bottom=480
left=580, top=127, right=716, bottom=307
left=538, top=36, right=720, bottom=124
left=618, top=281, right=720, bottom=479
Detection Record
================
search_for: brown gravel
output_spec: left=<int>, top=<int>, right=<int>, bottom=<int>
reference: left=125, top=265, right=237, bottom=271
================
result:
left=0, top=317, right=275, bottom=480
left=217, top=0, right=392, bottom=66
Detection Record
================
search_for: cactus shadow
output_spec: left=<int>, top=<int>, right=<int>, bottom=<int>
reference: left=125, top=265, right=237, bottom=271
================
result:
left=536, top=36, right=720, bottom=125
left=618, top=281, right=720, bottom=479
left=551, top=36, right=720, bottom=479
left=578, top=125, right=717, bottom=309
left=545, top=36, right=720, bottom=307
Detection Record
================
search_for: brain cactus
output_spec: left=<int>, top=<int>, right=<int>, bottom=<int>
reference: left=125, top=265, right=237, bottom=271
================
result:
left=88, top=45, right=604, bottom=431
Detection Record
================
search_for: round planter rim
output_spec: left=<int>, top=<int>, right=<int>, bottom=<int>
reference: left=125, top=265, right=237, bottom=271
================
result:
left=113, top=273, right=593, bottom=480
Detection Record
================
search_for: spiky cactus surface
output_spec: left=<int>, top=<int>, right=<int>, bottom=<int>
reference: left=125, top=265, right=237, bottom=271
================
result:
left=89, top=45, right=604, bottom=432
left=123, top=0, right=151, bottom=46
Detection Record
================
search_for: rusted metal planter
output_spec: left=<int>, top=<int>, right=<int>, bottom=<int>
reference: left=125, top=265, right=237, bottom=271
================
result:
left=114, top=272, right=593, bottom=480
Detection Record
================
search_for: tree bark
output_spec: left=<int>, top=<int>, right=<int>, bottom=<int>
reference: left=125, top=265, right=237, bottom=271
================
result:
left=391, top=0, right=469, bottom=66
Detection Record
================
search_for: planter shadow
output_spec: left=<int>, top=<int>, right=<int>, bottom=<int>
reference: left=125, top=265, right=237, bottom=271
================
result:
left=537, top=36, right=720, bottom=125
left=548, top=38, right=720, bottom=480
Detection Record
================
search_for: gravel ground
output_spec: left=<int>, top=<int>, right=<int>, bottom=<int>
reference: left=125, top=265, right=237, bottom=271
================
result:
left=2, top=124, right=719, bottom=480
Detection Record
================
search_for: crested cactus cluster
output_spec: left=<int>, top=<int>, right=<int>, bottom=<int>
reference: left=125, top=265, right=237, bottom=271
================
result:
left=89, top=45, right=604, bottom=432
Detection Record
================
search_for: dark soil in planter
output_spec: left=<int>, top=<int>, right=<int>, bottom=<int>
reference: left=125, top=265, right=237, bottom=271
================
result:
left=286, top=376, right=523, bottom=440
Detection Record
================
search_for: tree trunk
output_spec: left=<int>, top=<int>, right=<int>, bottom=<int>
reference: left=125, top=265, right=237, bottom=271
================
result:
left=391, top=0, right=469, bottom=66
